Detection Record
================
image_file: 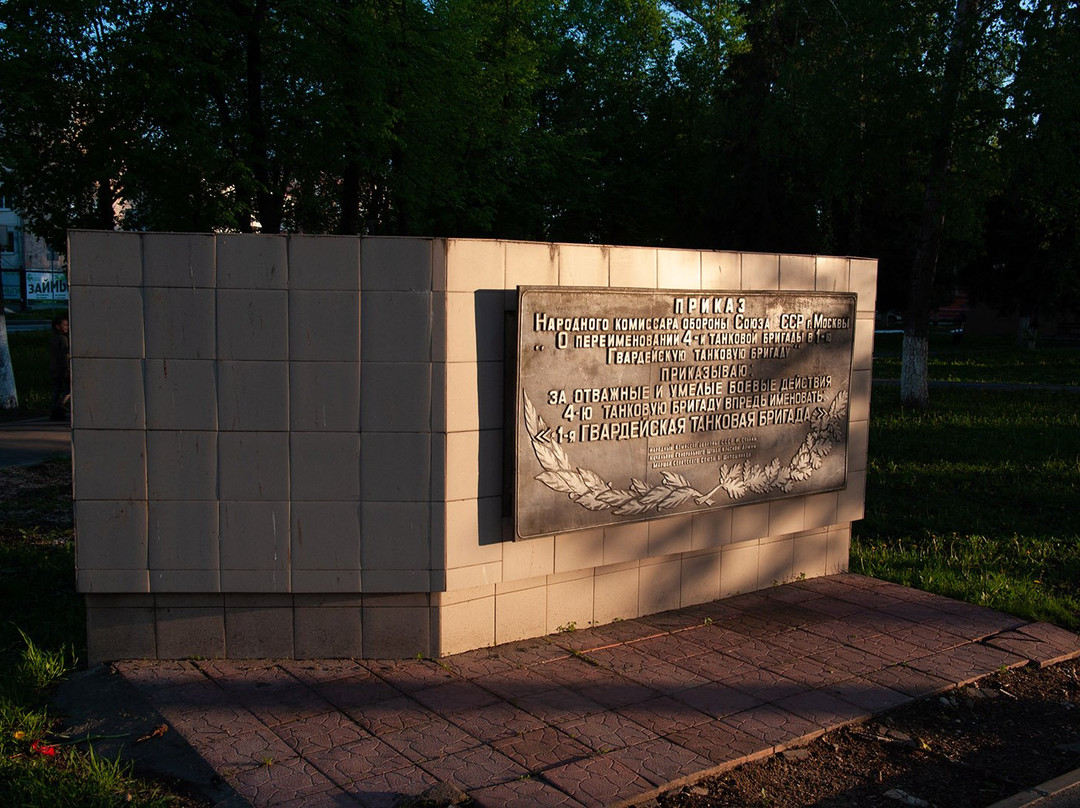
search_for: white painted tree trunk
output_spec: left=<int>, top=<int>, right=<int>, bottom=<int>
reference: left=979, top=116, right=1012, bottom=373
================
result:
left=0, top=313, right=18, bottom=410
left=900, top=332, right=928, bottom=409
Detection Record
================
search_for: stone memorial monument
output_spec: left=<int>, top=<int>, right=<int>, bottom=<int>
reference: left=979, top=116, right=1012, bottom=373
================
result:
left=68, top=232, right=875, bottom=662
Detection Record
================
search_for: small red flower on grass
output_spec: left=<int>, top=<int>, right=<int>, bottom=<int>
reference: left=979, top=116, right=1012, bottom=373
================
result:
left=30, top=740, right=57, bottom=757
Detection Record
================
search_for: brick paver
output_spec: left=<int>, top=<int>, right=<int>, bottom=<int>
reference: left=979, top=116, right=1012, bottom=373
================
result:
left=113, top=574, right=1080, bottom=807
left=983, top=621, right=1080, bottom=667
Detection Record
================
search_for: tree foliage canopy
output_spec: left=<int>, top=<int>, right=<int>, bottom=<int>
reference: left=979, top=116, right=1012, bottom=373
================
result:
left=1, top=0, right=1077, bottom=322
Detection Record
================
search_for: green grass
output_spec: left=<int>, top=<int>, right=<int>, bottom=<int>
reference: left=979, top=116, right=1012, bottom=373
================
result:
left=0, top=460, right=178, bottom=807
left=852, top=386, right=1080, bottom=629
left=872, top=334, right=1080, bottom=385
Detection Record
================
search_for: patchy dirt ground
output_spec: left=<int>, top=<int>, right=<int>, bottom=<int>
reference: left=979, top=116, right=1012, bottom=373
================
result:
left=0, top=458, right=73, bottom=532
left=656, top=660, right=1080, bottom=808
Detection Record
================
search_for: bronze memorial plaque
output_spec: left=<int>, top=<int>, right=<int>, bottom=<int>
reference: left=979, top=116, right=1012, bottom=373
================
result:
left=515, top=287, right=857, bottom=540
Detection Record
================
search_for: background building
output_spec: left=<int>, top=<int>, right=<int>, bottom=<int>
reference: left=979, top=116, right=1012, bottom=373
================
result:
left=0, top=192, right=66, bottom=310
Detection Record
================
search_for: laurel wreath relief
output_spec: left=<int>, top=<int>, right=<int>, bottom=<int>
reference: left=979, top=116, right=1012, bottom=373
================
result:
left=523, top=388, right=848, bottom=516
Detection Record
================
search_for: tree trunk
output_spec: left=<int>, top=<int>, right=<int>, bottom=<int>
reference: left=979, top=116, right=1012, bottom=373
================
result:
left=900, top=0, right=981, bottom=408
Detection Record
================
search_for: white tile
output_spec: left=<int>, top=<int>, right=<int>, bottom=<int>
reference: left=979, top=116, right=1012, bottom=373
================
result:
left=293, top=605, right=362, bottom=655
left=702, top=251, right=740, bottom=291
left=546, top=574, right=594, bottom=634
left=495, top=585, right=547, bottom=644
left=445, top=291, right=505, bottom=363
left=147, top=431, right=218, bottom=500
left=602, top=522, right=649, bottom=565
left=803, top=492, right=839, bottom=530
left=648, top=515, right=693, bottom=557
left=71, top=358, right=145, bottom=430
left=145, top=359, right=217, bottom=430
left=558, top=244, right=609, bottom=287
left=143, top=233, right=216, bottom=287
left=362, top=237, right=433, bottom=291
left=362, top=566, right=429, bottom=591
left=446, top=239, right=505, bottom=292
left=847, top=420, right=869, bottom=474
left=361, top=502, right=431, bottom=570
left=289, top=361, right=359, bottom=432
left=67, top=230, right=141, bottom=286
left=216, top=234, right=288, bottom=289
left=730, top=502, right=769, bottom=543
left=444, top=361, right=502, bottom=433
left=505, top=241, right=559, bottom=290
left=609, top=247, right=657, bottom=288
left=289, top=290, right=360, bottom=362
left=218, top=432, right=290, bottom=501
left=219, top=501, right=291, bottom=572
left=444, top=498, right=504, bottom=568
left=691, top=508, right=732, bottom=550
left=151, top=570, right=220, bottom=593
left=793, top=529, right=829, bottom=580
left=75, top=501, right=147, bottom=569
left=216, top=289, right=289, bottom=361
left=70, top=287, right=144, bottom=358
left=289, top=234, right=360, bottom=290
left=837, top=470, right=866, bottom=522
left=850, top=258, right=877, bottom=312
left=554, top=528, right=604, bottom=573
left=444, top=430, right=502, bottom=501
left=148, top=501, right=219, bottom=570
left=680, top=551, right=721, bottom=606
left=361, top=363, right=432, bottom=433
left=779, top=254, right=815, bottom=290
left=359, top=432, right=430, bottom=502
left=720, top=541, right=759, bottom=598
left=502, top=536, right=554, bottom=581
left=768, top=497, right=805, bottom=536
left=72, top=430, right=146, bottom=501
left=144, top=287, right=216, bottom=359
left=78, top=569, right=150, bottom=594
left=657, top=249, right=701, bottom=289
left=815, top=256, right=848, bottom=292
left=218, top=361, right=289, bottom=431
left=292, top=501, right=361, bottom=570
left=436, top=595, right=495, bottom=656
left=444, top=562, right=503, bottom=590
left=593, top=564, right=640, bottom=624
left=145, top=285, right=217, bottom=358
left=292, top=569, right=362, bottom=593
left=827, top=525, right=851, bottom=574
left=849, top=369, right=872, bottom=421
left=759, top=536, right=795, bottom=586
left=639, top=558, right=682, bottom=614
left=360, top=291, right=432, bottom=362
left=741, top=253, right=779, bottom=290
left=290, top=432, right=360, bottom=501
left=853, top=315, right=875, bottom=371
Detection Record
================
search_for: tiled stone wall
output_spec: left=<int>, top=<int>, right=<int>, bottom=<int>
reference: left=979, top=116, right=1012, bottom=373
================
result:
left=69, top=231, right=875, bottom=662
left=435, top=243, right=875, bottom=654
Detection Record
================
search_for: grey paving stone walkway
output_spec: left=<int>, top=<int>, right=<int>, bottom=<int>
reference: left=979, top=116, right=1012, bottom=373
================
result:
left=116, top=574, right=1080, bottom=808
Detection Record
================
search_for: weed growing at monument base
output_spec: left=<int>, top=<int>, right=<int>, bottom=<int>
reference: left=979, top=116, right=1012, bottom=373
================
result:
left=0, top=460, right=178, bottom=807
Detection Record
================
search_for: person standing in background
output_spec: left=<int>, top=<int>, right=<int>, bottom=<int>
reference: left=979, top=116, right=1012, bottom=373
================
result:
left=49, top=313, right=70, bottom=421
